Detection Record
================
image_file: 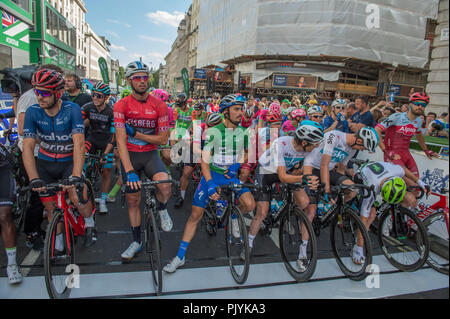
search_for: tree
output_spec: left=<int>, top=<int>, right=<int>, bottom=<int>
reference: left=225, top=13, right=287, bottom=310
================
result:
left=118, top=66, right=126, bottom=86
left=149, top=69, right=160, bottom=89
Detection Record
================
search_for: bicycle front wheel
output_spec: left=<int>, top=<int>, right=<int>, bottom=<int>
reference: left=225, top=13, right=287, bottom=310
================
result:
left=145, top=206, right=162, bottom=295
left=330, top=207, right=372, bottom=281
left=423, top=212, right=448, bottom=275
left=225, top=206, right=250, bottom=284
left=44, top=209, right=75, bottom=299
left=279, top=207, right=317, bottom=282
left=378, top=206, right=429, bottom=272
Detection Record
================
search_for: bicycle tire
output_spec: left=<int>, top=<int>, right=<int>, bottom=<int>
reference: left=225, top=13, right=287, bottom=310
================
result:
left=225, top=206, right=250, bottom=284
left=422, top=212, right=448, bottom=275
left=84, top=179, right=96, bottom=217
left=145, top=206, right=163, bottom=295
left=330, top=207, right=372, bottom=281
left=279, top=207, right=317, bottom=282
left=44, top=209, right=75, bottom=299
left=378, top=206, right=429, bottom=272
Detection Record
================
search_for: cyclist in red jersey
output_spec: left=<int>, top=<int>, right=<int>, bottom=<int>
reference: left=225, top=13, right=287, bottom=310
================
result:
left=114, top=61, right=172, bottom=261
left=375, top=92, right=439, bottom=178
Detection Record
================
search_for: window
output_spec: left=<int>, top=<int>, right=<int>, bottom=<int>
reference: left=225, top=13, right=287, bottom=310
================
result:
left=10, top=0, right=30, bottom=12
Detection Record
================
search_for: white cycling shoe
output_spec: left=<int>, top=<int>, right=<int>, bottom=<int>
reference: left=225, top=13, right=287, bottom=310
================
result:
left=7, top=264, right=23, bottom=285
left=121, top=241, right=142, bottom=260
left=163, top=256, right=185, bottom=273
left=159, top=209, right=173, bottom=232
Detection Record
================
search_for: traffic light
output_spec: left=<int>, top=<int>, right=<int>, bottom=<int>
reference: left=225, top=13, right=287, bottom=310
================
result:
left=239, top=77, right=247, bottom=90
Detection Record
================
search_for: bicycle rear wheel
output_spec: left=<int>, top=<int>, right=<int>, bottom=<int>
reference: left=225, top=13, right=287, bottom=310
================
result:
left=378, top=206, right=429, bottom=272
left=145, top=206, right=163, bottom=295
left=225, top=206, right=250, bottom=284
left=279, top=207, right=317, bottom=282
left=423, top=212, right=448, bottom=275
left=330, top=207, right=372, bottom=281
left=44, top=209, right=75, bottom=299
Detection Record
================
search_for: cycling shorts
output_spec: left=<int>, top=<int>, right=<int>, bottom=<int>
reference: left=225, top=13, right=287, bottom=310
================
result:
left=121, top=150, right=167, bottom=194
left=384, top=149, right=419, bottom=178
left=85, top=139, right=114, bottom=169
left=0, top=165, right=15, bottom=207
left=192, top=170, right=250, bottom=209
left=255, top=170, right=280, bottom=202
left=37, top=159, right=73, bottom=198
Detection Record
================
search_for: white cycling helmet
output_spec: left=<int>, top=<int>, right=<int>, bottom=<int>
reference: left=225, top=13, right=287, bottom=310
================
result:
left=207, top=112, right=222, bottom=127
left=331, top=99, right=346, bottom=108
left=307, top=105, right=323, bottom=115
left=125, top=61, right=150, bottom=78
left=356, top=127, right=379, bottom=153
left=287, top=106, right=297, bottom=115
left=295, top=120, right=324, bottom=144
left=244, top=106, right=253, bottom=118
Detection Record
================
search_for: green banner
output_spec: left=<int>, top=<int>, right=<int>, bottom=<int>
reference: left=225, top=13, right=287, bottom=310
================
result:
left=0, top=9, right=29, bottom=52
left=98, top=57, right=109, bottom=83
left=181, top=68, right=189, bottom=98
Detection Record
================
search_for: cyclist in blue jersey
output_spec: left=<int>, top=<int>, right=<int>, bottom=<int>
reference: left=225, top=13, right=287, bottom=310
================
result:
left=22, top=69, right=97, bottom=247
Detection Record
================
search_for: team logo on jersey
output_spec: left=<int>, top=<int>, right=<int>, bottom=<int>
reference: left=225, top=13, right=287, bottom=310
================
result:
left=397, top=124, right=417, bottom=136
left=327, top=133, right=335, bottom=144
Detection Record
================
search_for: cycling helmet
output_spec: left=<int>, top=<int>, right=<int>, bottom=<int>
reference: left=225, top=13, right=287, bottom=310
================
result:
left=32, top=69, right=65, bottom=91
left=194, top=103, right=203, bottom=111
left=267, top=112, right=282, bottom=124
left=291, top=109, right=307, bottom=120
left=206, top=112, right=222, bottom=127
left=176, top=93, right=187, bottom=105
left=307, top=99, right=318, bottom=105
left=244, top=107, right=253, bottom=118
left=121, top=89, right=131, bottom=99
left=287, top=107, right=297, bottom=115
left=356, top=127, right=379, bottom=153
left=331, top=99, right=346, bottom=108
left=269, top=102, right=281, bottom=115
left=409, top=92, right=430, bottom=105
left=307, top=105, right=323, bottom=115
left=219, top=94, right=245, bottom=113
left=125, top=61, right=150, bottom=78
left=321, top=101, right=329, bottom=107
left=381, top=177, right=406, bottom=205
left=93, top=82, right=111, bottom=95
left=151, top=89, right=169, bottom=102
left=295, top=120, right=324, bottom=144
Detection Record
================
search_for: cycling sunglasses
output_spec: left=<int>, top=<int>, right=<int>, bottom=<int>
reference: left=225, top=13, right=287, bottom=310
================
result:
left=412, top=101, right=427, bottom=108
left=34, top=88, right=54, bottom=97
left=334, top=106, right=345, bottom=110
left=131, top=75, right=149, bottom=82
left=311, top=115, right=323, bottom=119
left=92, top=92, right=105, bottom=99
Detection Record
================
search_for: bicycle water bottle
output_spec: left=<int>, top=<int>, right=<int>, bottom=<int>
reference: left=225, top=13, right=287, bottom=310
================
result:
left=216, top=200, right=227, bottom=217
left=317, top=201, right=325, bottom=217
left=270, top=199, right=283, bottom=215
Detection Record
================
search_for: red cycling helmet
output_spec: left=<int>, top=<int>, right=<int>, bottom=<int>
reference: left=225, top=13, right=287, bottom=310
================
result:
left=292, top=108, right=307, bottom=119
left=32, top=69, right=65, bottom=91
left=409, top=92, right=430, bottom=104
left=267, top=112, right=282, bottom=123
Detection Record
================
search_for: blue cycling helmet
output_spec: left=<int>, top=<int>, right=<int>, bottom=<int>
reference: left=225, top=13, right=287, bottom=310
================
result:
left=295, top=120, right=324, bottom=144
left=219, top=94, right=245, bottom=113
left=321, top=101, right=329, bottom=107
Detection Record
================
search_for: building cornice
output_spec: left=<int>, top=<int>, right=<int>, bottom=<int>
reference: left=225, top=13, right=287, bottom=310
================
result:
left=74, top=0, right=88, bottom=13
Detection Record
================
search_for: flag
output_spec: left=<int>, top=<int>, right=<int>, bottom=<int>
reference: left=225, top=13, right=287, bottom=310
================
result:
left=2, top=10, right=18, bottom=29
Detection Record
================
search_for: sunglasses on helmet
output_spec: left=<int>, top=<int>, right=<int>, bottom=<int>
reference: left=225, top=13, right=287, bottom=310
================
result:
left=33, top=89, right=54, bottom=97
left=92, top=92, right=105, bottom=99
left=131, top=75, right=149, bottom=82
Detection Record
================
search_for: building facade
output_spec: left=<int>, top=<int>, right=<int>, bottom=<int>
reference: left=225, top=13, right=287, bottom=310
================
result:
left=0, top=0, right=33, bottom=69
left=29, top=0, right=77, bottom=72
left=427, top=0, right=449, bottom=115
left=84, top=22, right=110, bottom=82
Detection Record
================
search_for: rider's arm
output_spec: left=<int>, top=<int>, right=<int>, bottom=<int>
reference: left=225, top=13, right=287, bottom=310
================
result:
left=114, top=103, right=134, bottom=173
left=133, top=101, right=170, bottom=146
left=133, top=129, right=169, bottom=145
left=72, top=133, right=85, bottom=178
left=277, top=166, right=303, bottom=184
left=320, top=154, right=332, bottom=193
left=415, top=132, right=435, bottom=159
left=22, top=138, right=39, bottom=180
left=201, top=149, right=213, bottom=182
left=375, top=125, right=386, bottom=152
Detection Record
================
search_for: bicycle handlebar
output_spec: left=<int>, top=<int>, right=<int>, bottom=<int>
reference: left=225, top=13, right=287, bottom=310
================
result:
left=140, top=179, right=179, bottom=187
left=350, top=158, right=370, bottom=166
left=407, top=186, right=426, bottom=200
left=331, top=183, right=375, bottom=199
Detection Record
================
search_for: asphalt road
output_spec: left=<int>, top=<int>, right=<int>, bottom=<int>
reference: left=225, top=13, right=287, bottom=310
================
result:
left=0, top=167, right=448, bottom=299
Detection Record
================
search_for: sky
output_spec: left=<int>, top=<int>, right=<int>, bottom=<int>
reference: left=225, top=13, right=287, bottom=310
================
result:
left=84, top=0, right=192, bottom=69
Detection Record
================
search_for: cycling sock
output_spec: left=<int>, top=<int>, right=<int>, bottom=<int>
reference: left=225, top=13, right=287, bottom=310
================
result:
left=248, top=234, right=256, bottom=248
left=101, top=192, right=108, bottom=204
left=6, top=247, right=16, bottom=265
left=177, top=241, right=190, bottom=260
left=299, top=240, right=308, bottom=259
left=55, top=234, right=64, bottom=251
left=181, top=190, right=186, bottom=199
left=84, top=216, right=95, bottom=228
left=132, top=226, right=141, bottom=244
left=231, top=213, right=237, bottom=220
left=108, top=184, right=121, bottom=198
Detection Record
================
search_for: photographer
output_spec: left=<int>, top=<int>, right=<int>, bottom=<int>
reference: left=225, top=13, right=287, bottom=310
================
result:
left=427, top=112, right=449, bottom=138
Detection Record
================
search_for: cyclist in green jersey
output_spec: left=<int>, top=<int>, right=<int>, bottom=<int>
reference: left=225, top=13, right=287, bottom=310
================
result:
left=163, top=94, right=256, bottom=273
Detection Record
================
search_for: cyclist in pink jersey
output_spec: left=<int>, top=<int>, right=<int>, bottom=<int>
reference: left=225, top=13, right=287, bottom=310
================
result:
left=375, top=92, right=439, bottom=178
left=114, top=61, right=173, bottom=261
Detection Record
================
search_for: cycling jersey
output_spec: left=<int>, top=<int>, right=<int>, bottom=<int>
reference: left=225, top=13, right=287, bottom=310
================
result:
left=82, top=102, right=114, bottom=146
left=258, top=136, right=312, bottom=174
left=323, top=114, right=350, bottom=133
left=191, top=110, right=206, bottom=123
left=114, top=94, right=169, bottom=153
left=304, top=130, right=356, bottom=170
left=204, top=123, right=249, bottom=175
left=168, top=106, right=175, bottom=129
left=359, top=161, right=405, bottom=218
left=241, top=116, right=253, bottom=128
left=23, top=101, right=85, bottom=162
left=174, top=106, right=193, bottom=139
left=376, top=112, right=422, bottom=151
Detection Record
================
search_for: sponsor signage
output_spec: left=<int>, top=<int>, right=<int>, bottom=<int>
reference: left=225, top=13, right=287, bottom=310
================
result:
left=194, top=68, right=207, bottom=79
left=272, top=74, right=318, bottom=89
left=0, top=9, right=29, bottom=51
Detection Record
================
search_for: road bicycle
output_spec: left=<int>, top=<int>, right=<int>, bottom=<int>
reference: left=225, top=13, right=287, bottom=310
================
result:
left=43, top=179, right=95, bottom=299
left=312, top=183, right=374, bottom=281
left=202, top=182, right=258, bottom=284
left=140, top=178, right=178, bottom=295
left=84, top=152, right=104, bottom=192
left=258, top=181, right=318, bottom=282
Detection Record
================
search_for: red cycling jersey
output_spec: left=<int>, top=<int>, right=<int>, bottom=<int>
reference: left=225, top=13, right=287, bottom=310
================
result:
left=114, top=94, right=169, bottom=152
left=376, top=112, right=423, bottom=151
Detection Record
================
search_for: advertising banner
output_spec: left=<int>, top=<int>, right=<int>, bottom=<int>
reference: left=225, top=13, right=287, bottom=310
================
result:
left=0, top=8, right=29, bottom=51
left=98, top=57, right=109, bottom=84
left=182, top=68, right=189, bottom=98
left=272, top=74, right=318, bottom=89
left=194, top=68, right=207, bottom=79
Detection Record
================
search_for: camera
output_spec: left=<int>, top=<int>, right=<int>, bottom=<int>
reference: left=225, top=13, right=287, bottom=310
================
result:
left=431, top=122, right=444, bottom=131
left=0, top=65, right=37, bottom=96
